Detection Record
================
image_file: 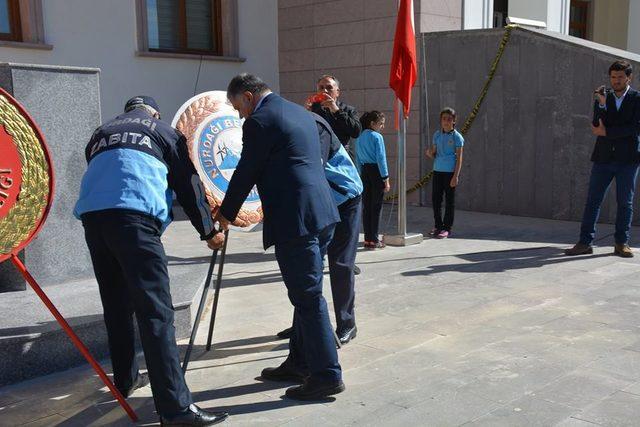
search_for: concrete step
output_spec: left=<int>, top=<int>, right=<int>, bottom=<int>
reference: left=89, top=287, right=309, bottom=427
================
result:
left=0, top=218, right=212, bottom=386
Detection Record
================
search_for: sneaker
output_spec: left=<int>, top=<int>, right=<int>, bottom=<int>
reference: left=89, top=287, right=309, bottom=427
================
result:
left=428, top=228, right=440, bottom=237
left=564, top=243, right=593, bottom=256
left=371, top=241, right=386, bottom=249
left=614, top=243, right=634, bottom=258
left=436, top=230, right=449, bottom=239
left=363, top=241, right=375, bottom=249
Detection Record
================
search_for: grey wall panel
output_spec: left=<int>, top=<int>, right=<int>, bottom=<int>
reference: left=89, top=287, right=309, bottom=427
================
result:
left=422, top=27, right=640, bottom=225
left=0, top=64, right=101, bottom=287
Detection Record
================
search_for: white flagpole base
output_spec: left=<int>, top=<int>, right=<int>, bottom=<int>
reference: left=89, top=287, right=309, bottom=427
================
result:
left=384, top=233, right=423, bottom=247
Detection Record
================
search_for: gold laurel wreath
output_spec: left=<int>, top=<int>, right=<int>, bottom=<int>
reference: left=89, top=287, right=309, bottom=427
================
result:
left=385, top=25, right=516, bottom=201
left=176, top=96, right=262, bottom=227
left=0, top=95, right=50, bottom=255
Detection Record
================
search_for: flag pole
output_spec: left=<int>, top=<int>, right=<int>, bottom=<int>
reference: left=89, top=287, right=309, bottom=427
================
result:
left=397, top=98, right=407, bottom=237
left=384, top=0, right=422, bottom=247
left=387, top=99, right=422, bottom=247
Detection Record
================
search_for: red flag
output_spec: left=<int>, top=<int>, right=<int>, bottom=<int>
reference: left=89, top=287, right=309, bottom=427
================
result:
left=389, top=0, right=417, bottom=119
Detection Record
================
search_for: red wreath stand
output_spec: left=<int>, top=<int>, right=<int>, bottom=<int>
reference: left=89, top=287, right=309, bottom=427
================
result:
left=0, top=87, right=137, bottom=422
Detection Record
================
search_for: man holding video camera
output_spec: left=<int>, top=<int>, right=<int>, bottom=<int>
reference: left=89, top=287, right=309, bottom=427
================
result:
left=566, top=60, right=640, bottom=258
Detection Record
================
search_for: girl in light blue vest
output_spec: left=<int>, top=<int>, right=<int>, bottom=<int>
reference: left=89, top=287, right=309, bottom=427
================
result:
left=355, top=111, right=390, bottom=249
left=426, top=107, right=464, bottom=239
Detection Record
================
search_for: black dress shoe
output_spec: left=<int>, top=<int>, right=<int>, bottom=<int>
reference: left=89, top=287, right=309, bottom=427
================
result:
left=276, top=326, right=293, bottom=339
left=353, top=265, right=361, bottom=275
left=261, top=363, right=307, bottom=383
left=117, top=372, right=150, bottom=398
left=160, top=404, right=228, bottom=426
left=338, top=326, right=357, bottom=345
left=285, top=378, right=345, bottom=401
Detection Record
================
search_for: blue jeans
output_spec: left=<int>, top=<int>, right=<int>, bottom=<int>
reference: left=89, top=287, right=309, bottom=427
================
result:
left=580, top=162, right=640, bottom=245
left=276, top=224, right=342, bottom=382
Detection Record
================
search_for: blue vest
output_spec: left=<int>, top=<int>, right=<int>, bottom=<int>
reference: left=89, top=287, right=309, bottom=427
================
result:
left=314, top=113, right=363, bottom=205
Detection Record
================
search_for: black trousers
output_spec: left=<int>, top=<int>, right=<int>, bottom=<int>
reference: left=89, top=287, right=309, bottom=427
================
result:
left=327, top=195, right=361, bottom=333
left=82, top=210, right=191, bottom=418
left=361, top=164, right=385, bottom=243
left=432, top=171, right=456, bottom=231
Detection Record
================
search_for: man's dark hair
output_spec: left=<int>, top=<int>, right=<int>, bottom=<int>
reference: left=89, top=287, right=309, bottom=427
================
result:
left=317, top=74, right=340, bottom=89
left=609, top=60, right=633, bottom=76
left=227, top=73, right=270, bottom=98
left=360, top=110, right=385, bottom=130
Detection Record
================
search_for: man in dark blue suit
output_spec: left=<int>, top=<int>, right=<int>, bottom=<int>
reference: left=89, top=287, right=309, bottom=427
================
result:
left=566, top=60, right=640, bottom=258
left=215, top=73, right=345, bottom=400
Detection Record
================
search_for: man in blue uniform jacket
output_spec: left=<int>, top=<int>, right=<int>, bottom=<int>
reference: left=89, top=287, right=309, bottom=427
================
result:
left=215, top=74, right=345, bottom=400
left=75, top=96, right=228, bottom=426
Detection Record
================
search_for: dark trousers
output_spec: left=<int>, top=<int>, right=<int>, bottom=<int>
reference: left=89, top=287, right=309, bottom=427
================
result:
left=579, top=162, right=640, bottom=245
left=82, top=210, right=191, bottom=418
left=361, top=164, right=384, bottom=242
left=278, top=224, right=342, bottom=382
left=327, top=195, right=361, bottom=334
left=432, top=171, right=456, bottom=231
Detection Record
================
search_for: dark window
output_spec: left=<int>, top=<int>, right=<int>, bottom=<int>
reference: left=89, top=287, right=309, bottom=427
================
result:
left=493, top=0, right=509, bottom=28
left=146, top=0, right=221, bottom=55
left=0, top=0, right=22, bottom=42
left=569, top=0, right=589, bottom=39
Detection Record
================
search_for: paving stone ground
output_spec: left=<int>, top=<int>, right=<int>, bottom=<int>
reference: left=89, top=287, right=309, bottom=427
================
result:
left=2, top=206, right=640, bottom=426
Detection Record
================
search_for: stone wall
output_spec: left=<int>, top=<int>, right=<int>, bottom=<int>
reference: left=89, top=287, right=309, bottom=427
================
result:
left=0, top=63, right=100, bottom=288
left=278, top=0, right=462, bottom=205
left=422, top=27, right=640, bottom=224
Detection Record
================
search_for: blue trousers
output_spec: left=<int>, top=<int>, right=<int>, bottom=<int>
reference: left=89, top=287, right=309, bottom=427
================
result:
left=82, top=210, right=192, bottom=418
left=326, top=195, right=361, bottom=334
left=277, top=224, right=342, bottom=382
left=579, top=162, right=640, bottom=245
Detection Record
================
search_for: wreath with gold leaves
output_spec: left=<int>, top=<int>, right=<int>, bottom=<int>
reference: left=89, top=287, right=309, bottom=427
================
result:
left=0, top=93, right=51, bottom=259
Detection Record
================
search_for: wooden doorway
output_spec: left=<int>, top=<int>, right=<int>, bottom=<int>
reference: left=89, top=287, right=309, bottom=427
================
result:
left=569, top=0, right=589, bottom=39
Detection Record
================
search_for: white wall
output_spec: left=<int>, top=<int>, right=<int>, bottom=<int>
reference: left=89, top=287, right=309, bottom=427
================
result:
left=509, top=0, right=547, bottom=23
left=463, top=0, right=569, bottom=32
left=507, top=0, right=570, bottom=33
left=628, top=0, right=640, bottom=54
left=546, top=0, right=570, bottom=33
left=0, top=0, right=279, bottom=120
left=592, top=0, right=630, bottom=50
left=463, top=0, right=493, bottom=29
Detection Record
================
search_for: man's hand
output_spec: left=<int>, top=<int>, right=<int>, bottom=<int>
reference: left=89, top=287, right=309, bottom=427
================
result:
left=206, top=231, right=225, bottom=250
left=320, top=96, right=339, bottom=114
left=450, top=175, right=459, bottom=188
left=304, top=100, right=313, bottom=111
left=213, top=210, right=231, bottom=231
left=591, top=119, right=607, bottom=137
left=383, top=178, right=391, bottom=193
left=595, top=85, right=606, bottom=106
